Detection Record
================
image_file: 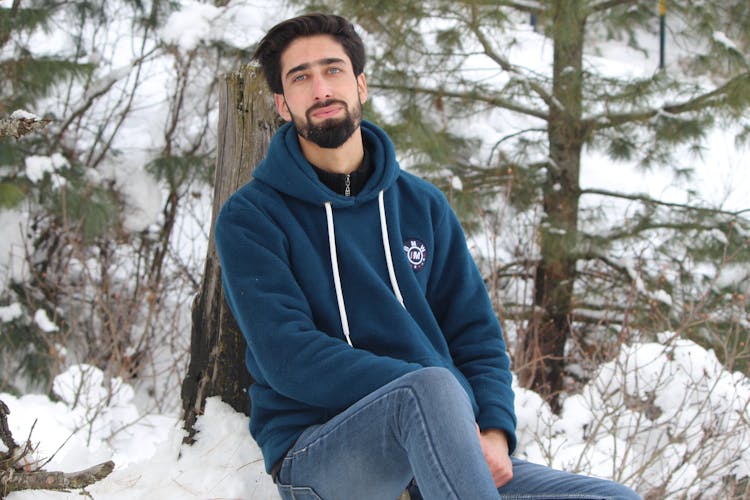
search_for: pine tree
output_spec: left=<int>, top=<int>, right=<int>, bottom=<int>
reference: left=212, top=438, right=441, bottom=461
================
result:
left=291, top=0, right=750, bottom=408
left=0, top=0, right=194, bottom=395
left=0, top=1, right=101, bottom=392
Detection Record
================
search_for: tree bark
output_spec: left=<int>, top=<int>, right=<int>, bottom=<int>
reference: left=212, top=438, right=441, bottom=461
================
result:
left=181, top=65, right=279, bottom=440
left=516, top=0, right=586, bottom=412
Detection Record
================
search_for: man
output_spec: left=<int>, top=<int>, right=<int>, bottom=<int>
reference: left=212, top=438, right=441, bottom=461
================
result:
left=215, top=13, right=641, bottom=500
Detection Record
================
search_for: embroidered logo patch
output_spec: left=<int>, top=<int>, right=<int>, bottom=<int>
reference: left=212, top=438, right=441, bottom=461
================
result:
left=403, top=238, right=428, bottom=271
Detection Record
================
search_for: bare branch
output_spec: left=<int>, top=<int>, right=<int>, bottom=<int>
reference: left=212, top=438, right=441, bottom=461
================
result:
left=2, top=399, right=114, bottom=495
left=0, top=400, right=19, bottom=462
left=1, top=460, right=114, bottom=494
left=51, top=46, right=159, bottom=157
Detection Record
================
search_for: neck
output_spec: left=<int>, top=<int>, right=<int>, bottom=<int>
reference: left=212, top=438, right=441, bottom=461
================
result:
left=298, top=128, right=364, bottom=174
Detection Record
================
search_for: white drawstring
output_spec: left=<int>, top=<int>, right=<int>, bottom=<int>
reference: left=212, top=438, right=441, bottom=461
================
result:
left=378, top=190, right=405, bottom=307
left=325, top=191, right=405, bottom=347
left=325, top=201, right=352, bottom=346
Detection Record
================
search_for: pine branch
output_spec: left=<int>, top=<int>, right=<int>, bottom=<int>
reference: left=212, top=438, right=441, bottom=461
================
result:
left=587, top=0, right=641, bottom=15
left=492, top=1, right=543, bottom=15
left=0, top=1, right=22, bottom=48
left=0, top=115, right=51, bottom=139
left=598, top=220, right=738, bottom=244
left=466, top=4, right=557, bottom=110
left=587, top=71, right=750, bottom=131
left=370, top=82, right=548, bottom=120
left=580, top=187, right=749, bottom=218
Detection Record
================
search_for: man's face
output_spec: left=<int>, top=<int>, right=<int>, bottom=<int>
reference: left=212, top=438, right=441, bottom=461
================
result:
left=275, top=34, right=368, bottom=149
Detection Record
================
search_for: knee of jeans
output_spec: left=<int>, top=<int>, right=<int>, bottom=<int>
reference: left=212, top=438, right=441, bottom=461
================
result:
left=402, top=367, right=470, bottom=407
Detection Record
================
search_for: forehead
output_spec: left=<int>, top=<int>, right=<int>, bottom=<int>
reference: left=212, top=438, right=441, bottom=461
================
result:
left=280, top=34, right=351, bottom=73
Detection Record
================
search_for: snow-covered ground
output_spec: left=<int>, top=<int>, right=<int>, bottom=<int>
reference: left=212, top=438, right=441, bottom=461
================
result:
left=3, top=335, right=749, bottom=499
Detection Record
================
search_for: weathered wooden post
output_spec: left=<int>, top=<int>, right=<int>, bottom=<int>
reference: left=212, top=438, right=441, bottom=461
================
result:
left=181, top=64, right=279, bottom=440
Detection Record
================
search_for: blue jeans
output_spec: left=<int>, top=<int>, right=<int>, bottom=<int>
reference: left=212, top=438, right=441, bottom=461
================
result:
left=275, top=367, right=641, bottom=500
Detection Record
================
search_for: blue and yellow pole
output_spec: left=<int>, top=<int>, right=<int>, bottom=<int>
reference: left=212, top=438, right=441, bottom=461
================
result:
left=659, top=0, right=666, bottom=69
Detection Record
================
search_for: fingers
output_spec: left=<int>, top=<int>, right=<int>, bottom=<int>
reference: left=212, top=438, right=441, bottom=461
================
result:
left=489, top=454, right=513, bottom=487
left=477, top=427, right=513, bottom=487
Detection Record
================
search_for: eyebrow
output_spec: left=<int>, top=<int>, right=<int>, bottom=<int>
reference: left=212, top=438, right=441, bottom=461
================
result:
left=284, top=57, right=347, bottom=81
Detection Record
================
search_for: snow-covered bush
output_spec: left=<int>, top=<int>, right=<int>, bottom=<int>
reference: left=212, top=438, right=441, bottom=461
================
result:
left=3, top=364, right=175, bottom=473
left=515, top=334, right=750, bottom=498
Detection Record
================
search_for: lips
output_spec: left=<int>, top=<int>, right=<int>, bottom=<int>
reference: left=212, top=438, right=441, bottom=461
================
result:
left=307, top=100, right=346, bottom=121
left=311, top=105, right=342, bottom=119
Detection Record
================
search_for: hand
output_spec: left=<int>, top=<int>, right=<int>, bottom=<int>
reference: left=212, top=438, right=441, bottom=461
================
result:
left=476, top=425, right=513, bottom=488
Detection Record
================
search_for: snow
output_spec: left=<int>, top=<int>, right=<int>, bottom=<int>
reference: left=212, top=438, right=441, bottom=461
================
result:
left=3, top=336, right=748, bottom=498
left=10, top=110, right=39, bottom=120
left=514, top=337, right=750, bottom=497
left=713, top=31, right=738, bottom=52
left=23, top=155, right=66, bottom=184
left=32, top=309, right=58, bottom=333
left=2, top=1, right=750, bottom=499
left=2, top=369, right=276, bottom=499
left=21, top=154, right=68, bottom=191
left=0, top=303, right=22, bottom=323
left=0, top=209, right=29, bottom=291
left=99, top=155, right=163, bottom=233
left=161, top=3, right=223, bottom=52
left=161, top=1, right=289, bottom=53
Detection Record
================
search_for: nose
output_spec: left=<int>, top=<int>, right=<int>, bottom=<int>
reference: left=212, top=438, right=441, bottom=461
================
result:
left=311, top=73, right=332, bottom=101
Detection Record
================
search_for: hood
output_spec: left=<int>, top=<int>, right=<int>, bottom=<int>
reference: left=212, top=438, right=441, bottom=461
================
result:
left=252, top=120, right=400, bottom=208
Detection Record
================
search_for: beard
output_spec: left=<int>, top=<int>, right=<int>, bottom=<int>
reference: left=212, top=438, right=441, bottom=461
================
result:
left=290, top=98, right=362, bottom=149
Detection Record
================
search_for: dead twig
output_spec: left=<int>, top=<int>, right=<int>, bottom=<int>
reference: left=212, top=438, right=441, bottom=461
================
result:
left=1, top=460, right=114, bottom=495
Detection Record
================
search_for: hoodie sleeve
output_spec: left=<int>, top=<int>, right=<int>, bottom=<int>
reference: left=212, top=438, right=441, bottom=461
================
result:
left=426, top=198, right=518, bottom=453
left=215, top=194, right=422, bottom=411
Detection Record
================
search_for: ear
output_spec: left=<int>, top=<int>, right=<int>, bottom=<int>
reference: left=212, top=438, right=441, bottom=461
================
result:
left=357, top=73, right=368, bottom=104
left=274, top=94, right=292, bottom=122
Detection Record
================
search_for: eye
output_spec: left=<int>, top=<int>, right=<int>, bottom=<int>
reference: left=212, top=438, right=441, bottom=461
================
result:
left=328, top=67, right=342, bottom=74
left=292, top=74, right=306, bottom=82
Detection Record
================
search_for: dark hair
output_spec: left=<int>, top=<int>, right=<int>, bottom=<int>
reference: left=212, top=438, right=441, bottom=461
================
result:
left=253, top=13, right=366, bottom=94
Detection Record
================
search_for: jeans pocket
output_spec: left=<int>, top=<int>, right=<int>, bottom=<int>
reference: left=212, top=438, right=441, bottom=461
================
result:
left=276, top=455, right=323, bottom=500
left=276, top=484, right=323, bottom=500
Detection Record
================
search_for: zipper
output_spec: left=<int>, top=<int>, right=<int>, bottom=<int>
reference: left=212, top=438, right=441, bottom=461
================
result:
left=345, top=174, right=351, bottom=197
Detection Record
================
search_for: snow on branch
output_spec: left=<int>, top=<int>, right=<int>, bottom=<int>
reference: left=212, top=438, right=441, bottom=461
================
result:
left=0, top=111, right=51, bottom=139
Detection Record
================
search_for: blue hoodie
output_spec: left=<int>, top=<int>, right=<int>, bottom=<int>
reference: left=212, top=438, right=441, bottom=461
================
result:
left=215, top=120, right=517, bottom=473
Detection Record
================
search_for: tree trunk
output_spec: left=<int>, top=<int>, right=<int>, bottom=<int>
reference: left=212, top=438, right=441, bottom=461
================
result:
left=516, top=0, right=586, bottom=412
left=181, top=65, right=279, bottom=440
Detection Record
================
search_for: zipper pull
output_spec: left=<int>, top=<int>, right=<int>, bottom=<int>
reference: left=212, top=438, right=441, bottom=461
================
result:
left=345, top=174, right=351, bottom=197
